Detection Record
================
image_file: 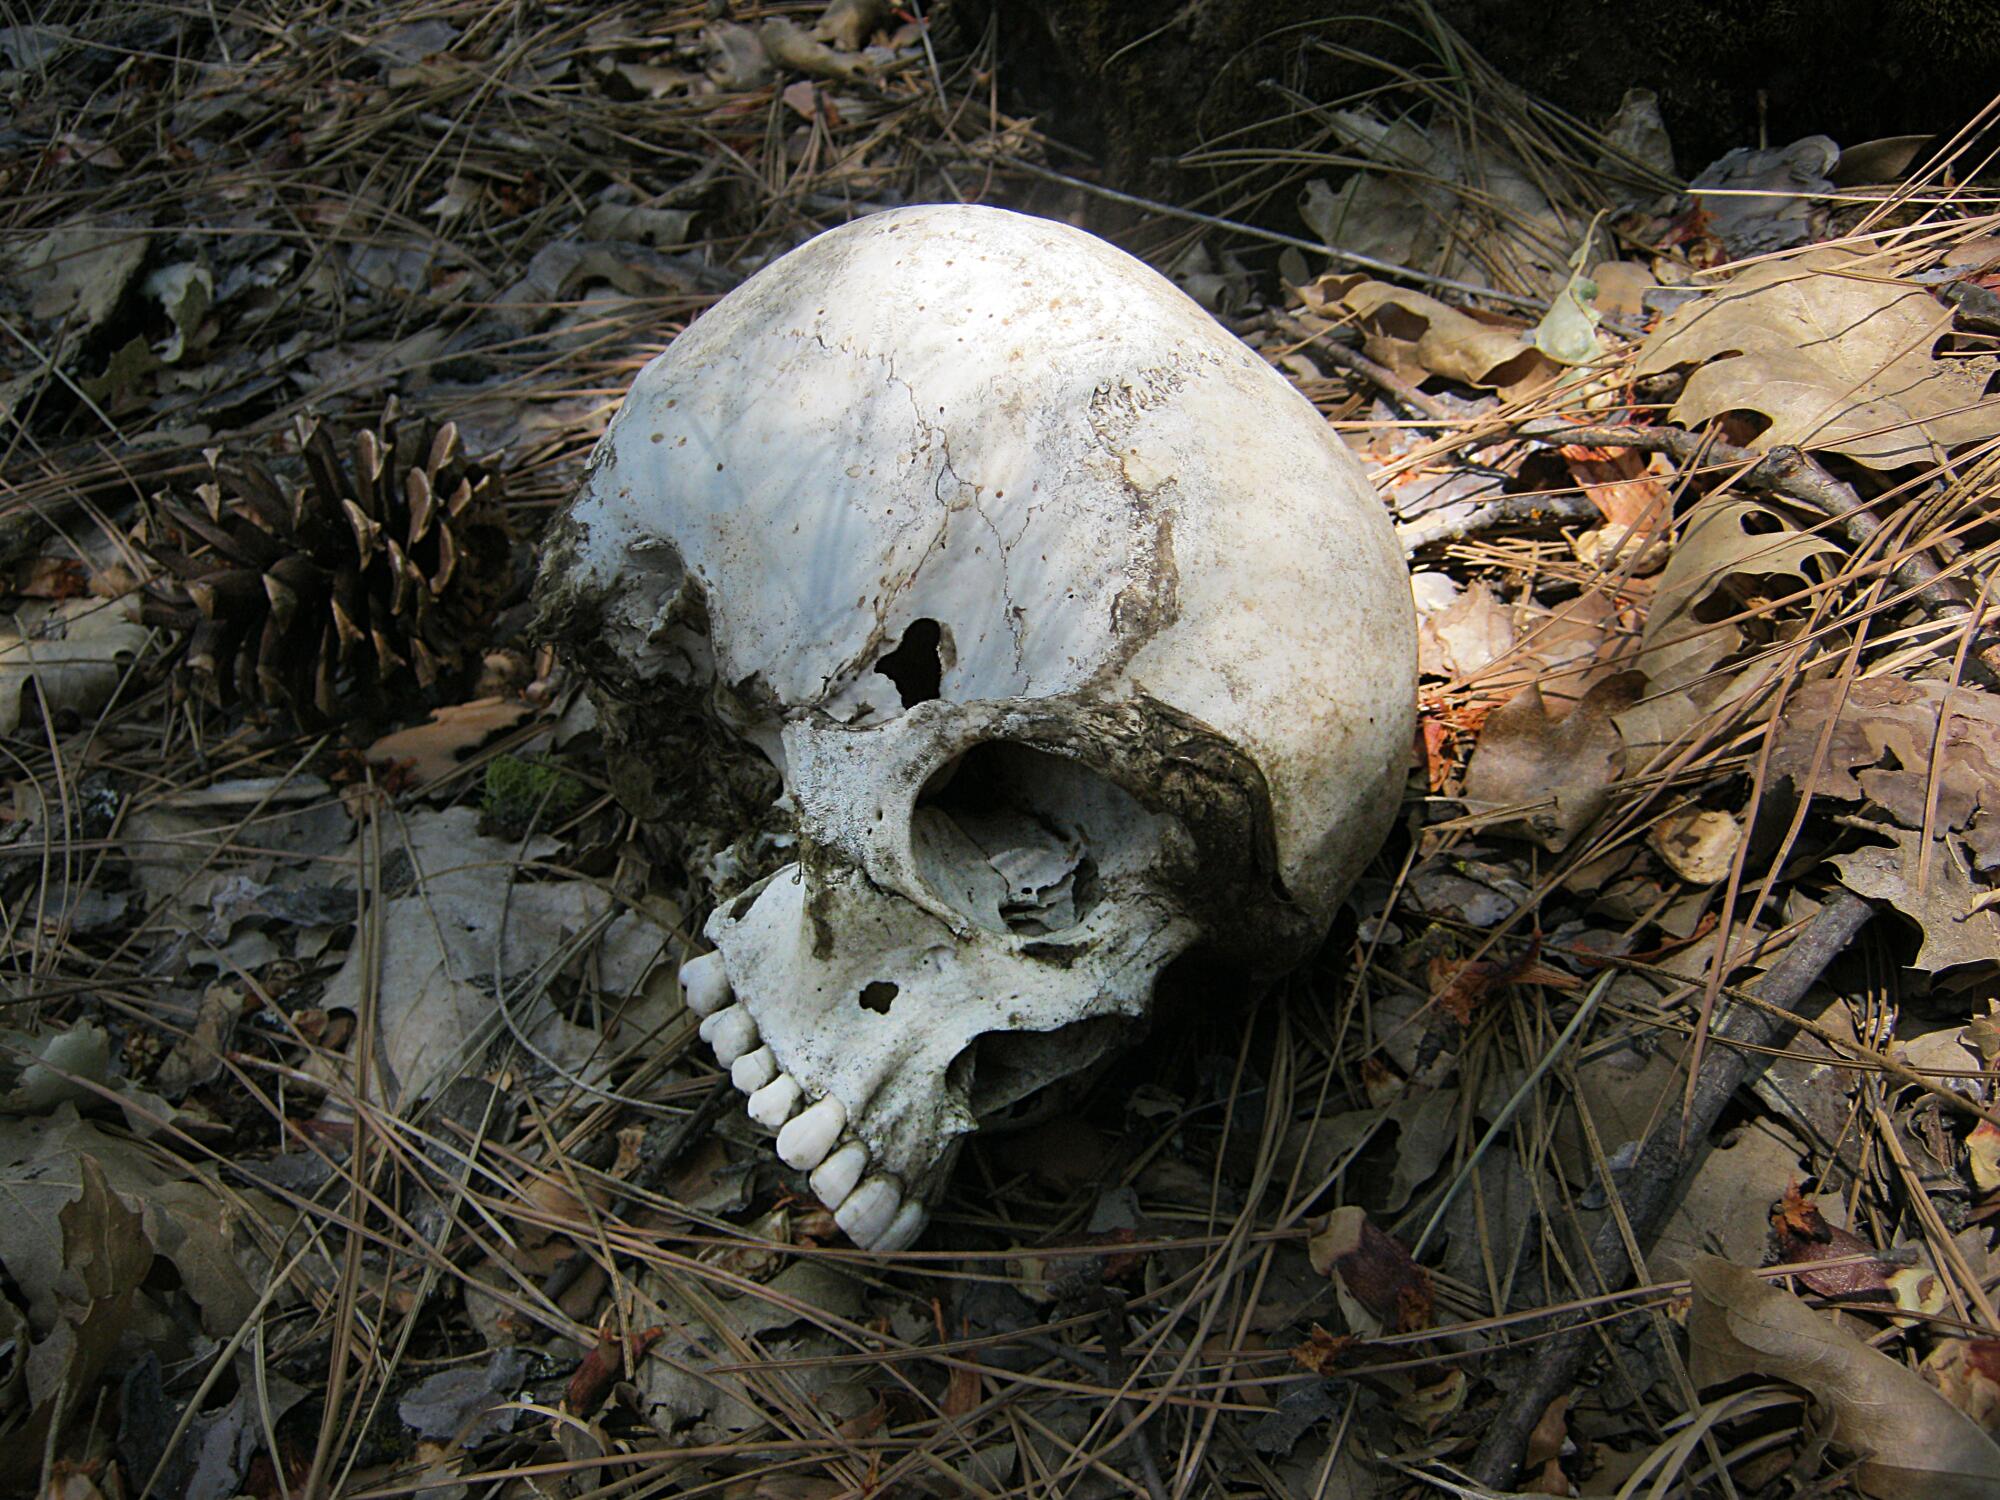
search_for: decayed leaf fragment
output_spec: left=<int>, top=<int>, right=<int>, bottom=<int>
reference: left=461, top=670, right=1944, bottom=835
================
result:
left=1635, top=247, right=2000, bottom=469
left=1688, top=1256, right=2000, bottom=1498
left=1649, top=807, right=1741, bottom=884
left=1926, top=1339, right=2000, bottom=1434
left=1767, top=1184, right=1891, bottom=1300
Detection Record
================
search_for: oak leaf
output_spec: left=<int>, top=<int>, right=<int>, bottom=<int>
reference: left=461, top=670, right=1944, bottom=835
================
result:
left=1635, top=247, right=2000, bottom=470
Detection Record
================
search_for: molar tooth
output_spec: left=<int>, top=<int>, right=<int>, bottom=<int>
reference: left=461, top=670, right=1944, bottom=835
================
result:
left=698, top=1005, right=758, bottom=1066
left=680, top=952, right=731, bottom=1017
left=730, top=1045, right=777, bottom=1094
left=775, top=1094, right=846, bottom=1170
left=874, top=1201, right=927, bottom=1253
left=747, top=1072, right=803, bottom=1130
left=834, top=1174, right=902, bottom=1248
left=809, top=1141, right=869, bottom=1209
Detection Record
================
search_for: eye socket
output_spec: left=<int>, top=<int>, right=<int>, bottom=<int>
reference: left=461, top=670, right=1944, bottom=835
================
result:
left=909, top=740, right=1174, bottom=936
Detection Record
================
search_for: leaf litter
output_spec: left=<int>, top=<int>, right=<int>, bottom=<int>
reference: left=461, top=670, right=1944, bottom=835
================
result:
left=1, top=1, right=1999, bottom=1496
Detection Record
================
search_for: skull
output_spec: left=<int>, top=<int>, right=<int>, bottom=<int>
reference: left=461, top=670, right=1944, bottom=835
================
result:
left=535, top=205, right=1414, bottom=1248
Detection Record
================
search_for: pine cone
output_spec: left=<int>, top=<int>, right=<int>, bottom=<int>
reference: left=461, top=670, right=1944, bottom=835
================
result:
left=142, top=402, right=512, bottom=723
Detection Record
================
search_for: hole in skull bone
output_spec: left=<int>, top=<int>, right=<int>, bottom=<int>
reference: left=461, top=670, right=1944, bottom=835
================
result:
left=873, top=617, right=948, bottom=707
left=857, top=980, right=899, bottom=1014
left=911, top=740, right=1180, bottom=937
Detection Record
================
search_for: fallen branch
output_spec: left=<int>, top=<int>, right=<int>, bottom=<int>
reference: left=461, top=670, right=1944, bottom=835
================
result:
left=1468, top=891, right=1875, bottom=1488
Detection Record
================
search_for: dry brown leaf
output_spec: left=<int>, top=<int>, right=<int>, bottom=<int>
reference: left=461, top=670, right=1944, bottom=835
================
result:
left=1635, top=248, right=2000, bottom=470
left=760, top=17, right=866, bottom=81
left=1769, top=679, right=2000, bottom=837
left=1968, top=1120, right=2000, bottom=1194
left=1415, top=577, right=1516, bottom=680
left=1589, top=259, right=1655, bottom=317
left=1298, top=274, right=1545, bottom=390
left=1689, top=1256, right=2000, bottom=1499
left=1635, top=497, right=1845, bottom=697
left=1461, top=672, right=1642, bottom=851
left=814, top=0, right=892, bottom=50
left=365, top=696, right=534, bottom=786
left=1831, top=827, right=2000, bottom=973
left=1562, top=444, right=1672, bottom=531
left=0, top=597, right=149, bottom=735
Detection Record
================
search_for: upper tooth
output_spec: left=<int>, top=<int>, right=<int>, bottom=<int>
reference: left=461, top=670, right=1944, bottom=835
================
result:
left=680, top=952, right=731, bottom=1017
left=874, top=1201, right=927, bottom=1253
left=776, top=1095, right=846, bottom=1169
left=698, top=1005, right=758, bottom=1065
left=747, top=1072, right=803, bottom=1129
left=730, top=1045, right=777, bottom=1094
left=835, top=1174, right=902, bottom=1248
left=809, top=1141, right=869, bottom=1209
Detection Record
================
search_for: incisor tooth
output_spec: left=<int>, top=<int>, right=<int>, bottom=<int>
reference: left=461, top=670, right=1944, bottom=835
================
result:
left=835, top=1174, right=901, bottom=1248
left=747, top=1073, right=803, bottom=1129
left=698, top=1005, right=758, bottom=1066
left=875, top=1201, right=927, bottom=1252
left=680, top=952, right=731, bottom=1017
left=776, top=1094, right=846, bottom=1169
left=809, top=1141, right=869, bottom=1209
left=731, top=1045, right=777, bottom=1094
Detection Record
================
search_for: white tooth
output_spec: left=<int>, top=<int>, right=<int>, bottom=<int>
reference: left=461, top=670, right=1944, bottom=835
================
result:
left=835, top=1174, right=901, bottom=1248
left=874, top=1201, right=927, bottom=1253
left=680, top=952, right=731, bottom=1017
left=775, top=1094, right=846, bottom=1169
left=731, top=1045, right=777, bottom=1094
left=747, top=1072, right=803, bottom=1129
left=809, top=1141, right=869, bottom=1209
left=698, top=1005, right=758, bottom=1066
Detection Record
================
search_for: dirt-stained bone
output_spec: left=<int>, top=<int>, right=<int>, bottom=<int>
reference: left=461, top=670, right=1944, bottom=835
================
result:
left=534, top=204, right=1415, bottom=1248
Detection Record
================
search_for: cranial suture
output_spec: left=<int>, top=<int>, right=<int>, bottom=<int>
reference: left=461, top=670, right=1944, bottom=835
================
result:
left=534, top=204, right=1416, bottom=1250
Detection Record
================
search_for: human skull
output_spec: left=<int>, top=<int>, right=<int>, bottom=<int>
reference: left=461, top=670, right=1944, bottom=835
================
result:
left=535, top=205, right=1414, bottom=1248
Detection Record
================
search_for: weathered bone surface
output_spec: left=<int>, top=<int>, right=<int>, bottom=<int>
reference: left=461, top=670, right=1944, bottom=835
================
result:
left=534, top=204, right=1414, bottom=1249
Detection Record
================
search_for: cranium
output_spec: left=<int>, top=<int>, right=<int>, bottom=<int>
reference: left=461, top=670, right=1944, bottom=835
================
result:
left=535, top=205, right=1414, bottom=1248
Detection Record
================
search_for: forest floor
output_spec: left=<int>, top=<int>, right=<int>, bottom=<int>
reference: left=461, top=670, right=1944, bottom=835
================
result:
left=3, top=3, right=1999, bottom=1498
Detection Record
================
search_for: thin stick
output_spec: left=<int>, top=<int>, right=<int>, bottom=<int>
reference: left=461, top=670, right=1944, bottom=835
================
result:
left=1468, top=891, right=1874, bottom=1488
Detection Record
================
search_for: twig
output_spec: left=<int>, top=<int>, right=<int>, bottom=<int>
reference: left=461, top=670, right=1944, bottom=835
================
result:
left=1397, top=492, right=1602, bottom=553
left=1468, top=891, right=1875, bottom=1488
left=1280, top=320, right=1455, bottom=425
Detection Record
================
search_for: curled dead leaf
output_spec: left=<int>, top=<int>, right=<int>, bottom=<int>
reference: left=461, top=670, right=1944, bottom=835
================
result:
left=1298, top=274, right=1547, bottom=391
left=1689, top=1256, right=2000, bottom=1498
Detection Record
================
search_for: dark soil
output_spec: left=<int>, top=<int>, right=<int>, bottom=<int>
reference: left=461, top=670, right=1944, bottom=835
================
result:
left=952, top=0, right=1998, bottom=201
